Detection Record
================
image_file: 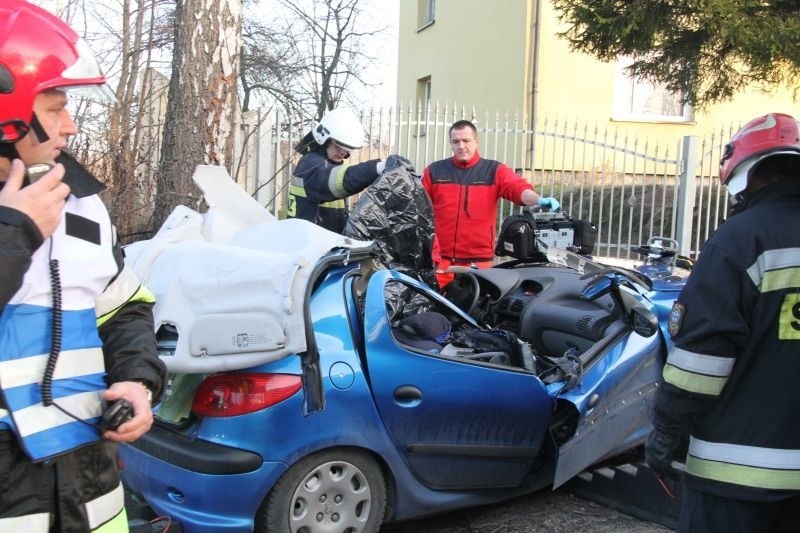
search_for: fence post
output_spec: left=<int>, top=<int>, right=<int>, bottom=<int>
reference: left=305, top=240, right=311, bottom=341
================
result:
left=676, top=135, right=698, bottom=256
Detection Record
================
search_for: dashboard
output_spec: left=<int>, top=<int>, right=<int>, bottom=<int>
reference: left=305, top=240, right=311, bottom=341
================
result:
left=469, top=265, right=620, bottom=357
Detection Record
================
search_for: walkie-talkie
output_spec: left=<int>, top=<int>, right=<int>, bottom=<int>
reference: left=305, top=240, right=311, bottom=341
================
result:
left=26, top=163, right=52, bottom=182
left=101, top=399, right=134, bottom=431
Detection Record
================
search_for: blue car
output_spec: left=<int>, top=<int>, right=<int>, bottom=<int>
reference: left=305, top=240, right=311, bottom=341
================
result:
left=120, top=168, right=688, bottom=533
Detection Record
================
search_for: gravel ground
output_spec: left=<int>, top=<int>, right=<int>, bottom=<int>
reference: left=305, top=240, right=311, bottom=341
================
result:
left=380, top=487, right=670, bottom=533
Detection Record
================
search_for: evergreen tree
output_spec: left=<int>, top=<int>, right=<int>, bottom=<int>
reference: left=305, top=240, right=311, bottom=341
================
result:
left=552, top=0, right=800, bottom=108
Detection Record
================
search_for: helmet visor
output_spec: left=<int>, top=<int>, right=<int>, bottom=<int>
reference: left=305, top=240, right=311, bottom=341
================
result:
left=331, top=138, right=360, bottom=151
left=727, top=150, right=800, bottom=195
left=58, top=83, right=116, bottom=103
left=56, top=38, right=115, bottom=102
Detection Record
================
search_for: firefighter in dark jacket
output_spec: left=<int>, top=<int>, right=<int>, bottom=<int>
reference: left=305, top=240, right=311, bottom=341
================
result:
left=645, top=112, right=800, bottom=532
left=0, top=2, right=166, bottom=531
left=287, top=108, right=386, bottom=234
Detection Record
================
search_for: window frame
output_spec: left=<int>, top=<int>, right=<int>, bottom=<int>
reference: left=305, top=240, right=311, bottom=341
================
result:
left=417, top=0, right=435, bottom=31
left=611, top=56, right=694, bottom=124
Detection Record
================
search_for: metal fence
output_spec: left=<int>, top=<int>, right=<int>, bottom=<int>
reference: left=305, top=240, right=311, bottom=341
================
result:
left=235, top=103, right=740, bottom=259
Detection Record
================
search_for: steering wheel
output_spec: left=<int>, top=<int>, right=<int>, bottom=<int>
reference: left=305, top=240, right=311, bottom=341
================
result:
left=441, top=272, right=480, bottom=316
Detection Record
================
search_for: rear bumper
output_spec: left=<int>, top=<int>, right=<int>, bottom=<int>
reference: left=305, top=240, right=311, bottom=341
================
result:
left=120, top=426, right=288, bottom=533
left=126, top=423, right=262, bottom=474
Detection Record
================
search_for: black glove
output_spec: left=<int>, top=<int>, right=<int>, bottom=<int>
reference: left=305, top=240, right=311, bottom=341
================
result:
left=384, top=154, right=415, bottom=173
left=644, top=428, right=684, bottom=497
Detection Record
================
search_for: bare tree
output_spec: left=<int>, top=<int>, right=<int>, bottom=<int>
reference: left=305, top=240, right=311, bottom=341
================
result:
left=243, top=0, right=385, bottom=121
left=43, top=0, right=174, bottom=241
left=240, top=15, right=307, bottom=113
left=154, top=0, right=243, bottom=227
left=38, top=0, right=389, bottom=237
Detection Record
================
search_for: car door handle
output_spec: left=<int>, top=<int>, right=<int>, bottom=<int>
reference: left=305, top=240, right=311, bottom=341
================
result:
left=394, top=385, right=422, bottom=405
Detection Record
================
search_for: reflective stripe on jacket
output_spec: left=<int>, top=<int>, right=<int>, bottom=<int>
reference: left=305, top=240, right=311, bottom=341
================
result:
left=0, top=192, right=117, bottom=461
left=0, top=488, right=128, bottom=532
left=653, top=179, right=800, bottom=501
left=286, top=147, right=379, bottom=233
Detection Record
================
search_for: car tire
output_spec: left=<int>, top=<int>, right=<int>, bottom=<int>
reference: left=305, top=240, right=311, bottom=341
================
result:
left=256, top=448, right=387, bottom=533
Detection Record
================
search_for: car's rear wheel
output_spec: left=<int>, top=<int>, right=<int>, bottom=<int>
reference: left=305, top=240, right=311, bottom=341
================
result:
left=256, top=448, right=387, bottom=533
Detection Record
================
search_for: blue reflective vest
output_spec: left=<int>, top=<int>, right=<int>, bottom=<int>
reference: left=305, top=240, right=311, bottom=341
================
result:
left=0, top=192, right=117, bottom=461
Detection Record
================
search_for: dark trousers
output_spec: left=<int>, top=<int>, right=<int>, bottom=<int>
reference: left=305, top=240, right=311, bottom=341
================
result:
left=678, top=488, right=800, bottom=533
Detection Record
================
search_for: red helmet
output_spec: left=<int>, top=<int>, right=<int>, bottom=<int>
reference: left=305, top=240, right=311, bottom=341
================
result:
left=719, top=113, right=800, bottom=195
left=0, top=0, right=114, bottom=144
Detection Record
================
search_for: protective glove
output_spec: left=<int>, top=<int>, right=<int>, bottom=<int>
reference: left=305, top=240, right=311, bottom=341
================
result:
left=537, top=197, right=560, bottom=212
left=384, top=154, right=416, bottom=174
left=644, top=427, right=684, bottom=498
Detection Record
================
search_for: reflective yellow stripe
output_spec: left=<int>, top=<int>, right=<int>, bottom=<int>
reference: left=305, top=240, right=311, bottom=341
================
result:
left=662, top=347, right=733, bottom=396
left=0, top=488, right=126, bottom=532
left=746, top=248, right=800, bottom=290
left=328, top=165, right=349, bottom=198
left=87, top=483, right=127, bottom=531
left=688, top=436, right=800, bottom=490
left=666, top=347, right=734, bottom=377
left=663, top=363, right=727, bottom=396
left=96, top=266, right=155, bottom=327
left=289, top=184, right=307, bottom=198
left=687, top=455, right=800, bottom=490
left=287, top=184, right=345, bottom=208
left=92, top=509, right=128, bottom=533
left=760, top=267, right=800, bottom=293
left=0, top=512, right=49, bottom=532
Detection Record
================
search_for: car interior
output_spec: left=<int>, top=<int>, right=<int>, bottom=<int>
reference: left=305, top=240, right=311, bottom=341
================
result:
left=379, top=264, right=634, bottom=391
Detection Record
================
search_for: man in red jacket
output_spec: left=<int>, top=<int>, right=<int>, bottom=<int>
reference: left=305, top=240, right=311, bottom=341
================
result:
left=422, top=120, right=559, bottom=287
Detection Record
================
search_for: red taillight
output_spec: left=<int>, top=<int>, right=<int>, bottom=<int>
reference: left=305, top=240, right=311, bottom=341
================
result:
left=192, top=373, right=302, bottom=417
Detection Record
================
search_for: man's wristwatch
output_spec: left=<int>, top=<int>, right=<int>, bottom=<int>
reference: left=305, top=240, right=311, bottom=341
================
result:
left=135, top=380, right=154, bottom=405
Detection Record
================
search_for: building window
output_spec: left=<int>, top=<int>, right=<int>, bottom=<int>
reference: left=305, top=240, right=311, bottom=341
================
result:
left=417, top=77, right=432, bottom=110
left=417, top=0, right=435, bottom=30
left=612, top=56, right=693, bottom=123
left=416, top=76, right=432, bottom=135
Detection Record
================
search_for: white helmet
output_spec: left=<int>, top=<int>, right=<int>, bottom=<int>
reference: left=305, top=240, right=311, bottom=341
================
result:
left=312, top=108, right=365, bottom=150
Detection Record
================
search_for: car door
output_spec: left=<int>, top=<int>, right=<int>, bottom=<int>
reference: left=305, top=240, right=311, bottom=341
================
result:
left=362, top=270, right=554, bottom=490
left=551, top=288, right=666, bottom=488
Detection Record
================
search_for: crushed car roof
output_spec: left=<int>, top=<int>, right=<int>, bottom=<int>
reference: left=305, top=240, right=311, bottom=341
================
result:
left=124, top=166, right=372, bottom=373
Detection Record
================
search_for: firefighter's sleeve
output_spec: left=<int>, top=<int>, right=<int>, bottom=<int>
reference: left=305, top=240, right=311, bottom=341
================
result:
left=652, top=240, right=751, bottom=435
left=96, top=237, right=166, bottom=402
left=341, top=159, right=381, bottom=196
left=0, top=206, right=43, bottom=309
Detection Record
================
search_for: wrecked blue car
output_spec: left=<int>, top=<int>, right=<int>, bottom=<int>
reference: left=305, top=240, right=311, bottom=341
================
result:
left=119, top=165, right=687, bottom=532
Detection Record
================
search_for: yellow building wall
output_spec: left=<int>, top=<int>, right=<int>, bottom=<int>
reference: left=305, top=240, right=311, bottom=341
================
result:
left=397, top=0, right=532, bottom=118
left=397, top=0, right=798, bottom=149
left=535, top=1, right=799, bottom=147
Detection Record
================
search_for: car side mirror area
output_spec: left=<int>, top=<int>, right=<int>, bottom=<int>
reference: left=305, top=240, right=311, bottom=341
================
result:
left=629, top=306, right=659, bottom=337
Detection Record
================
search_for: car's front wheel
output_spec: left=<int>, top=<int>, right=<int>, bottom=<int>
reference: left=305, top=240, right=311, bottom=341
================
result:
left=256, top=448, right=387, bottom=533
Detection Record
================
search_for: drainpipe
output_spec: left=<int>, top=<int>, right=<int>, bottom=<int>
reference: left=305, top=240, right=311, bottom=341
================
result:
left=530, top=0, right=542, bottom=135
left=527, top=0, right=542, bottom=174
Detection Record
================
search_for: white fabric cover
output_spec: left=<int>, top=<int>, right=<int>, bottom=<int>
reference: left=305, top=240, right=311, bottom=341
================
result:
left=124, top=166, right=372, bottom=373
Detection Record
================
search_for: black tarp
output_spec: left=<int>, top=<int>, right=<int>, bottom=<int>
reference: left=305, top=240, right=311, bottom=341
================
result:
left=344, top=157, right=437, bottom=289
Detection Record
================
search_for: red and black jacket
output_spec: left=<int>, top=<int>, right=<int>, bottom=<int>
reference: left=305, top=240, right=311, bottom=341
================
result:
left=422, top=152, right=532, bottom=261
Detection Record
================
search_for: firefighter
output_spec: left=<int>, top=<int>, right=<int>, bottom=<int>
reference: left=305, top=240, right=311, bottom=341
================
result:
left=287, top=108, right=386, bottom=234
left=645, top=112, right=800, bottom=532
left=0, top=2, right=166, bottom=530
